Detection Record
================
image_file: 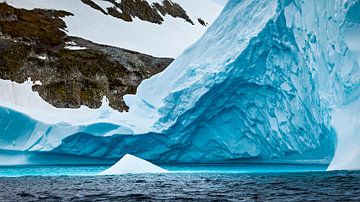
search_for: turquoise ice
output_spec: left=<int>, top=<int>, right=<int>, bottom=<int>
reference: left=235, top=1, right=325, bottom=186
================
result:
left=0, top=0, right=359, bottom=167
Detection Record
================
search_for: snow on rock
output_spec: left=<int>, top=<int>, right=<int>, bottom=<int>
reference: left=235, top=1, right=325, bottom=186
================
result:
left=64, top=45, right=87, bottom=50
left=64, top=41, right=87, bottom=50
left=0, top=79, right=136, bottom=152
left=0, top=78, right=53, bottom=111
left=99, top=154, right=168, bottom=175
left=0, top=79, right=117, bottom=125
left=36, top=55, right=47, bottom=60
left=2, top=0, right=224, bottom=57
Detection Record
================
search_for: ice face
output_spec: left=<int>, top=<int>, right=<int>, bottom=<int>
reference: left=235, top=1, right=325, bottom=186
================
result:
left=0, top=0, right=359, bottom=165
left=328, top=99, right=360, bottom=170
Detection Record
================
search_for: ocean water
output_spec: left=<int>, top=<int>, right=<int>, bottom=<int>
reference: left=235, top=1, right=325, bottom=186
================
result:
left=0, top=164, right=359, bottom=201
left=0, top=164, right=327, bottom=177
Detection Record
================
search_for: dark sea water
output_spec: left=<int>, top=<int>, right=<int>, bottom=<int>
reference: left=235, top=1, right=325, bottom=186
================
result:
left=0, top=165, right=359, bottom=201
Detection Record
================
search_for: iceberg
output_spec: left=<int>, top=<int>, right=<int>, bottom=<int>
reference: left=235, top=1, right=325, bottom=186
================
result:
left=99, top=154, right=168, bottom=175
left=99, top=154, right=169, bottom=175
left=0, top=0, right=359, bottom=167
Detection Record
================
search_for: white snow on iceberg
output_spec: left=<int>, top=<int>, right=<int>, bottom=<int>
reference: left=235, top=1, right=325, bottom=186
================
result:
left=99, top=154, right=168, bottom=175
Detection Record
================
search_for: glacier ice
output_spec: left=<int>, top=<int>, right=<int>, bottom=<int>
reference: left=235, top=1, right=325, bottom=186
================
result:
left=327, top=99, right=360, bottom=170
left=0, top=0, right=359, bottom=166
left=99, top=154, right=168, bottom=175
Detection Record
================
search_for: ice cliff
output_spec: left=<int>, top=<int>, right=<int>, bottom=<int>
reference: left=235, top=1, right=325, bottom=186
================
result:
left=0, top=0, right=359, bottom=167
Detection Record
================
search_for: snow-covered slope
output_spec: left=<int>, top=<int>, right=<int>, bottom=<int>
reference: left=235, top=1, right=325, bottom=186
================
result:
left=2, top=0, right=223, bottom=57
left=0, top=0, right=359, bottom=167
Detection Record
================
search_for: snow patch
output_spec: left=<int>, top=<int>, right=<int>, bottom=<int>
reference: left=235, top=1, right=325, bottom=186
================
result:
left=65, top=41, right=87, bottom=50
left=64, top=45, right=87, bottom=50
left=36, top=55, right=47, bottom=60
left=34, top=80, right=42, bottom=86
left=0, top=79, right=129, bottom=126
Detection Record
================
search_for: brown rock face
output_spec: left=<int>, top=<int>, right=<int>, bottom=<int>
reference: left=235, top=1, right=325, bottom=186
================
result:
left=81, top=0, right=197, bottom=25
left=0, top=3, right=72, bottom=46
left=155, top=0, right=194, bottom=24
left=80, top=0, right=108, bottom=15
left=0, top=3, right=173, bottom=111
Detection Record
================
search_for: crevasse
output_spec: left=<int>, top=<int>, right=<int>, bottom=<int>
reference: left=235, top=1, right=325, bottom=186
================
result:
left=0, top=0, right=359, bottom=166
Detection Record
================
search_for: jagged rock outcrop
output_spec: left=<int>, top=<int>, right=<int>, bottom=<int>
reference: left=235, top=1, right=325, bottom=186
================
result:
left=81, top=0, right=197, bottom=25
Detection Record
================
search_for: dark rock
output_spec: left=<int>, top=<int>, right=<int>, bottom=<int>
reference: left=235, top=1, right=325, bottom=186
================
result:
left=107, top=7, right=132, bottom=22
left=18, top=191, right=35, bottom=198
left=0, top=3, right=73, bottom=46
left=198, top=18, right=208, bottom=26
left=160, top=0, right=194, bottom=24
left=80, top=0, right=108, bottom=15
left=101, top=0, right=194, bottom=25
